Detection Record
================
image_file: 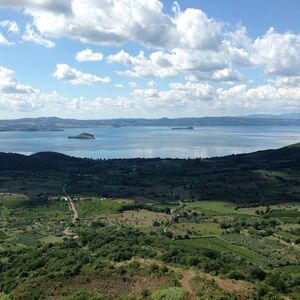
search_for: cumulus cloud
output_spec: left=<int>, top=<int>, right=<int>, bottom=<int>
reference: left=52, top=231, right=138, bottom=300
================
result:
left=53, top=64, right=111, bottom=85
left=0, top=0, right=222, bottom=51
left=22, top=24, right=55, bottom=48
left=252, top=28, right=300, bottom=77
left=75, top=48, right=104, bottom=62
left=58, top=81, right=300, bottom=117
left=0, top=66, right=66, bottom=112
left=1, top=0, right=300, bottom=117
left=6, top=0, right=300, bottom=85
left=108, top=49, right=243, bottom=83
left=270, top=76, right=300, bottom=87
left=0, top=65, right=299, bottom=116
left=108, top=50, right=177, bottom=78
left=0, top=66, right=37, bottom=94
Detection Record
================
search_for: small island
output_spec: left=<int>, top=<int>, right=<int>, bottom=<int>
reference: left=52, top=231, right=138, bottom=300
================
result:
left=171, top=126, right=194, bottom=130
left=68, top=133, right=95, bottom=140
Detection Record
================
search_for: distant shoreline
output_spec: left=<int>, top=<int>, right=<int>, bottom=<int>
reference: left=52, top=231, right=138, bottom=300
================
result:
left=1, top=115, right=300, bottom=132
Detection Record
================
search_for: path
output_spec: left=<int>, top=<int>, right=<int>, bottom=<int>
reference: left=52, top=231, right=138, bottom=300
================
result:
left=63, top=184, right=79, bottom=223
left=163, top=201, right=185, bottom=233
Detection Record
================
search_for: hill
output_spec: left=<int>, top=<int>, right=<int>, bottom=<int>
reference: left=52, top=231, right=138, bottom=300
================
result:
left=0, top=144, right=299, bottom=204
left=1, top=115, right=300, bottom=131
left=0, top=144, right=300, bottom=300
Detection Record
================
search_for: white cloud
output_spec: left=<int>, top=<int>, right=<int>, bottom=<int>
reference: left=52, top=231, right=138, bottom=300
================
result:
left=173, top=8, right=222, bottom=50
left=22, top=24, right=55, bottom=48
left=53, top=64, right=111, bottom=85
left=172, top=1, right=181, bottom=14
left=59, top=81, right=300, bottom=117
left=1, top=0, right=222, bottom=51
left=252, top=28, right=300, bottom=77
left=1, top=0, right=300, bottom=117
left=0, top=66, right=66, bottom=112
left=108, top=50, right=178, bottom=78
left=0, top=66, right=37, bottom=94
left=0, top=20, right=19, bottom=34
left=108, top=48, right=243, bottom=83
left=0, top=65, right=299, bottom=116
left=114, top=83, right=123, bottom=88
left=148, top=81, right=157, bottom=88
left=7, top=0, right=300, bottom=85
left=270, top=76, right=300, bottom=87
left=2, top=0, right=300, bottom=85
left=128, top=81, right=137, bottom=88
left=75, top=48, right=103, bottom=62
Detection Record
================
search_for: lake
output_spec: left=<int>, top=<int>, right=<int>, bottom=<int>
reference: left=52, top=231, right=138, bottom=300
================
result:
left=0, top=126, right=299, bottom=159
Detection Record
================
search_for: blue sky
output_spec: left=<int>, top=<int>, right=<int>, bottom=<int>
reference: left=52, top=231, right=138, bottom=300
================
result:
left=0, top=0, right=300, bottom=119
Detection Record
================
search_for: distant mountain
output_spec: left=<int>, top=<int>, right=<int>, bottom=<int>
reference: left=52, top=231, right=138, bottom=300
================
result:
left=1, top=115, right=300, bottom=131
left=242, top=113, right=300, bottom=119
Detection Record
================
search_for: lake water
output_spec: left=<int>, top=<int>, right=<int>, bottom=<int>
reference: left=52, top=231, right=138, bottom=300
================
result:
left=0, top=126, right=300, bottom=159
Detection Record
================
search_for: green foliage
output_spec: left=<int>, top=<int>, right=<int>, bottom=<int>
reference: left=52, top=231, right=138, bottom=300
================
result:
left=151, top=287, right=186, bottom=300
left=77, top=199, right=123, bottom=217
left=0, top=231, right=9, bottom=240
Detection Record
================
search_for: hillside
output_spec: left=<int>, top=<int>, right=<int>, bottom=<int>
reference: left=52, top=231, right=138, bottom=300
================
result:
left=0, top=144, right=299, bottom=204
left=1, top=116, right=300, bottom=131
left=0, top=144, right=300, bottom=300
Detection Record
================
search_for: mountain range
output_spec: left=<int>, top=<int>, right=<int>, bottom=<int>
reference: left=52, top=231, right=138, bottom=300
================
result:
left=0, top=113, right=300, bottom=131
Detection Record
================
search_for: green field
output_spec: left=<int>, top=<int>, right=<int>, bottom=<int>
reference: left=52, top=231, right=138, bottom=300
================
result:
left=186, top=201, right=237, bottom=216
left=175, top=237, right=265, bottom=260
left=77, top=198, right=132, bottom=218
left=171, top=222, right=222, bottom=236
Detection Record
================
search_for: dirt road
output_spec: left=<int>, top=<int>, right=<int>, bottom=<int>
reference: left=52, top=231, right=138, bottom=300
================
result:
left=63, top=185, right=79, bottom=223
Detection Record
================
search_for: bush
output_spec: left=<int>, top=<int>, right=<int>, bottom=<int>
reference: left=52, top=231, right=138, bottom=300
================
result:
left=151, top=287, right=186, bottom=300
left=249, top=267, right=266, bottom=281
left=228, top=270, right=245, bottom=280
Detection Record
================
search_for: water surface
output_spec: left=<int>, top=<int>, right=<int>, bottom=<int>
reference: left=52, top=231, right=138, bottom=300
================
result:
left=0, top=126, right=299, bottom=159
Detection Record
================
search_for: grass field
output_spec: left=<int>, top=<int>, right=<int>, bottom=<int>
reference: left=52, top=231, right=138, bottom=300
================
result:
left=171, top=222, right=222, bottom=236
left=77, top=198, right=132, bottom=218
left=175, top=237, right=265, bottom=260
left=40, top=235, right=65, bottom=244
left=12, top=231, right=44, bottom=246
left=237, top=203, right=300, bottom=216
left=186, top=201, right=236, bottom=215
left=0, top=193, right=28, bottom=209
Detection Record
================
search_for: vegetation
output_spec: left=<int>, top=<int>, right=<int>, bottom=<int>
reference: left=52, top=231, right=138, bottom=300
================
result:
left=0, top=144, right=300, bottom=299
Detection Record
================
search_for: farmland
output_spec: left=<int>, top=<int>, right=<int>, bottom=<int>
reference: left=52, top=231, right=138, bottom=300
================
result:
left=0, top=144, right=300, bottom=299
left=1, top=192, right=300, bottom=299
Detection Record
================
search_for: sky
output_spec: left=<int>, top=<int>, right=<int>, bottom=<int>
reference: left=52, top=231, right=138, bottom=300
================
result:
left=0, top=0, right=300, bottom=119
